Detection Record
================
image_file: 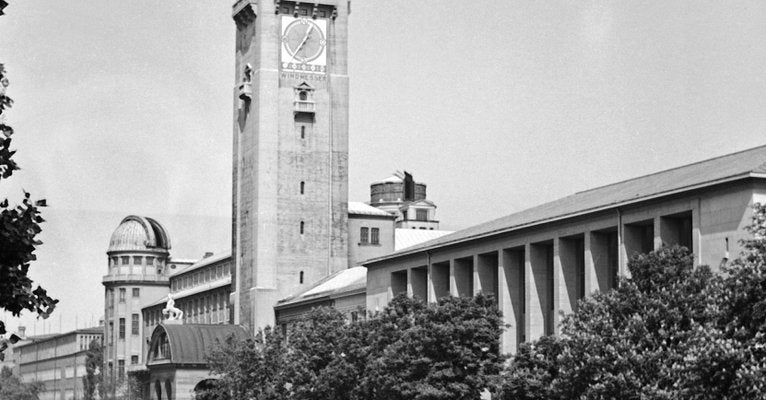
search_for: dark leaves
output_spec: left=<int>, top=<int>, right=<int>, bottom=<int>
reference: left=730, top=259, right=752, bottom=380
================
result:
left=497, top=204, right=766, bottom=400
left=206, top=295, right=504, bottom=400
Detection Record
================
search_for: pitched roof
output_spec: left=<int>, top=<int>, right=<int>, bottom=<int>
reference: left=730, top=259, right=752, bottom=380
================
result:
left=348, top=201, right=395, bottom=217
left=365, top=145, right=766, bottom=263
left=395, top=229, right=454, bottom=251
left=276, top=267, right=367, bottom=307
left=171, top=250, right=231, bottom=277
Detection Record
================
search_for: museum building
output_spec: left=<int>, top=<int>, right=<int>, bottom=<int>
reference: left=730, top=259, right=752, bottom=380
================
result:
left=363, top=145, right=766, bottom=355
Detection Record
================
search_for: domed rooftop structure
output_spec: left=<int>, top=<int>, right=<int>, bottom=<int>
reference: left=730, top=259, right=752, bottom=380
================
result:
left=108, top=215, right=171, bottom=253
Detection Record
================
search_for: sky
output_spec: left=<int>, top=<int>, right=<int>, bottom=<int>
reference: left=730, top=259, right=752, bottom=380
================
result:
left=1, top=1, right=765, bottom=334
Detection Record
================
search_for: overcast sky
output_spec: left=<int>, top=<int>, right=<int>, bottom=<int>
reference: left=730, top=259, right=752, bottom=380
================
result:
left=1, top=1, right=765, bottom=334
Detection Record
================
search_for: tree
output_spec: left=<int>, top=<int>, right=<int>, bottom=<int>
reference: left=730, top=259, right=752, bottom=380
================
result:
left=0, top=60, right=56, bottom=362
left=361, top=294, right=503, bottom=400
left=83, top=338, right=102, bottom=400
left=496, top=203, right=766, bottom=400
left=205, top=326, right=289, bottom=400
left=0, top=366, right=44, bottom=400
left=206, top=294, right=504, bottom=400
left=0, top=61, right=57, bottom=341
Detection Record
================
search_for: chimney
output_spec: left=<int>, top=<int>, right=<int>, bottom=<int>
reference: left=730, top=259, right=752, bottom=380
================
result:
left=403, top=171, right=415, bottom=201
left=203, top=252, right=214, bottom=259
left=17, top=326, right=26, bottom=339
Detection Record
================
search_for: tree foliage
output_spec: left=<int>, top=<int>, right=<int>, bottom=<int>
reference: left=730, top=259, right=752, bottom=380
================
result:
left=82, top=338, right=103, bottom=400
left=0, top=62, right=57, bottom=338
left=205, top=294, right=503, bottom=400
left=0, top=366, right=44, bottom=400
left=497, top=203, right=766, bottom=400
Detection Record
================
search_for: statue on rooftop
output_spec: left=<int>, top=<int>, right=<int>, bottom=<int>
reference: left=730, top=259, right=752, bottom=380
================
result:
left=162, top=293, right=183, bottom=321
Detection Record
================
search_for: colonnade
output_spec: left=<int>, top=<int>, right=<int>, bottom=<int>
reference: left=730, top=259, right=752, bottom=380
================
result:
left=381, top=209, right=698, bottom=354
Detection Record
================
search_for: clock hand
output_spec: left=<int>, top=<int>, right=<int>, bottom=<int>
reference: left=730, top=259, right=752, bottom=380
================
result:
left=292, top=24, right=314, bottom=60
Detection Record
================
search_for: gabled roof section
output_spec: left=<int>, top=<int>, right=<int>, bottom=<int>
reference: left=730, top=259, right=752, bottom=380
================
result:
left=276, top=267, right=366, bottom=308
left=366, top=145, right=766, bottom=263
left=401, top=199, right=436, bottom=208
left=348, top=201, right=395, bottom=217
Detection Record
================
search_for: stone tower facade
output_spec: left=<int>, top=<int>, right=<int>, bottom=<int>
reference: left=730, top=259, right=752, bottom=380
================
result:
left=102, top=216, right=172, bottom=382
left=231, top=0, right=350, bottom=333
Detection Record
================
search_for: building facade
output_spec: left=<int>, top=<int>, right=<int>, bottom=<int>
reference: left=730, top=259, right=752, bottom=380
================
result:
left=102, top=216, right=193, bottom=382
left=142, top=253, right=233, bottom=339
left=364, top=145, right=766, bottom=355
left=230, top=0, right=351, bottom=333
left=12, top=327, right=102, bottom=400
left=347, top=202, right=396, bottom=267
left=370, top=171, right=441, bottom=230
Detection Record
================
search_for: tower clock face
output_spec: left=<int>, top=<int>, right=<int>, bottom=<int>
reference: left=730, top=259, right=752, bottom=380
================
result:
left=281, top=16, right=327, bottom=74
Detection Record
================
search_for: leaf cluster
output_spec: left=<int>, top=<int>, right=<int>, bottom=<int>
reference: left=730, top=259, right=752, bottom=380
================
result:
left=498, top=203, right=766, bottom=399
left=204, top=294, right=504, bottom=400
left=0, top=63, right=57, bottom=337
left=0, top=366, right=45, bottom=400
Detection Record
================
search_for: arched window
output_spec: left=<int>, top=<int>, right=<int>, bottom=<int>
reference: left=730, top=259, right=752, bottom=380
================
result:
left=300, top=221, right=305, bottom=234
left=300, top=271, right=304, bottom=284
left=300, top=181, right=305, bottom=194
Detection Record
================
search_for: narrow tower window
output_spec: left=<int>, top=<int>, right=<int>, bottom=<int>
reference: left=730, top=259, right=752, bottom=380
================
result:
left=300, top=221, right=305, bottom=234
left=300, top=271, right=304, bottom=284
left=300, top=181, right=305, bottom=194
left=301, top=125, right=306, bottom=139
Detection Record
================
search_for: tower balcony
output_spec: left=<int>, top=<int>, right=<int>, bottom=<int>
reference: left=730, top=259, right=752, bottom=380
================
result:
left=293, top=100, right=316, bottom=114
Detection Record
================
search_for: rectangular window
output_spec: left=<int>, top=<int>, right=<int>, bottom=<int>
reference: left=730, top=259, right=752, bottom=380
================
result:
left=205, top=269, right=211, bottom=282
left=132, top=288, right=140, bottom=297
left=133, top=256, right=142, bottom=265
left=131, top=314, right=139, bottom=335
left=147, top=257, right=154, bottom=266
left=360, top=227, right=369, bottom=244
left=118, top=360, right=124, bottom=377
left=145, top=312, right=150, bottom=327
left=119, top=288, right=126, bottom=303
left=108, top=322, right=114, bottom=344
left=416, top=209, right=428, bottom=221
left=131, top=355, right=139, bottom=365
left=217, top=265, right=223, bottom=278
left=121, top=256, right=129, bottom=265
left=119, top=318, right=125, bottom=339
left=107, top=289, right=114, bottom=310
left=371, top=228, right=380, bottom=245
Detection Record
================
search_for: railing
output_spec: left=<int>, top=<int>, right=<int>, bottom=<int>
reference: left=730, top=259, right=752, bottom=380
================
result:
left=294, top=100, right=316, bottom=113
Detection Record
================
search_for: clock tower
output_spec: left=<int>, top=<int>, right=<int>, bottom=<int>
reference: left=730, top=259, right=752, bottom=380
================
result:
left=231, top=0, right=350, bottom=333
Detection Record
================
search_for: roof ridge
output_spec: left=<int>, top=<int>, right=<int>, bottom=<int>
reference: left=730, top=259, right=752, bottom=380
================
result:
left=574, top=144, right=766, bottom=196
